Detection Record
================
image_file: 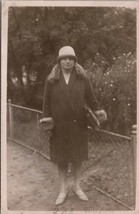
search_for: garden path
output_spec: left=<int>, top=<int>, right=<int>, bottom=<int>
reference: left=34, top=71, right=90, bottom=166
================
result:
left=7, top=140, right=127, bottom=211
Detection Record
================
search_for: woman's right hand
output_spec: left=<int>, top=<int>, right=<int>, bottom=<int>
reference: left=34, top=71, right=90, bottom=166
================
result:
left=40, top=117, right=53, bottom=124
left=40, top=117, right=55, bottom=132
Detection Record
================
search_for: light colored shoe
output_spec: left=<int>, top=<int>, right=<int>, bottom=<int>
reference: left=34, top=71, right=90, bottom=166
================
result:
left=55, top=191, right=68, bottom=206
left=74, top=188, right=88, bottom=201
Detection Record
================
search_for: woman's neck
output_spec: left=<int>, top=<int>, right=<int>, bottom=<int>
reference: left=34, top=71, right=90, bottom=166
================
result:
left=61, top=68, right=72, bottom=75
left=62, top=68, right=72, bottom=84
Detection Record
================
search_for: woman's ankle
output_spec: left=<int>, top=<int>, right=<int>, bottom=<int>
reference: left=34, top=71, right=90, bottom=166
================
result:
left=59, top=186, right=68, bottom=193
left=73, top=184, right=81, bottom=191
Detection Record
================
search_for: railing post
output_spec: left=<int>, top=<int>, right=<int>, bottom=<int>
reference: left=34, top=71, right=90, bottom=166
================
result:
left=8, top=99, right=14, bottom=139
left=131, top=124, right=137, bottom=204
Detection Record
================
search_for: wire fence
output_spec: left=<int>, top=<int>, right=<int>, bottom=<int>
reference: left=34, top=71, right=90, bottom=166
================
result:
left=7, top=101, right=136, bottom=210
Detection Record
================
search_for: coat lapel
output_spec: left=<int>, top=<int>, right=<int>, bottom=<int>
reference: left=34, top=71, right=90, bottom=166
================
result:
left=59, top=71, right=70, bottom=98
left=58, top=70, right=76, bottom=113
left=68, top=68, right=77, bottom=93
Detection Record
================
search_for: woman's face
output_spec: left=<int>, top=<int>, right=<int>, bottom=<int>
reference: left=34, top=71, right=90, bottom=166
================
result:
left=60, top=56, right=75, bottom=72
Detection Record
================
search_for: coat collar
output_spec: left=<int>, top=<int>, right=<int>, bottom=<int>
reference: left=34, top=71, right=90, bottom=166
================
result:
left=47, top=63, right=86, bottom=84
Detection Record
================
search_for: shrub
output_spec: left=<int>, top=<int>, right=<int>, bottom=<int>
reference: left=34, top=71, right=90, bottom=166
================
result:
left=86, top=53, right=136, bottom=135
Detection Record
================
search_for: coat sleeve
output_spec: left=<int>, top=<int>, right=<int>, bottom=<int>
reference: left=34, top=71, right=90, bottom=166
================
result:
left=85, top=76, right=100, bottom=111
left=42, top=78, right=51, bottom=117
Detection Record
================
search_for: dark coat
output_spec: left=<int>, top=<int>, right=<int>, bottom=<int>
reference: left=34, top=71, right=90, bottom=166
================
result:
left=43, top=63, right=100, bottom=163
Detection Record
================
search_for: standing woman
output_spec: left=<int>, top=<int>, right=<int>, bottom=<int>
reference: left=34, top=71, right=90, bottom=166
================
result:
left=42, top=46, right=106, bottom=205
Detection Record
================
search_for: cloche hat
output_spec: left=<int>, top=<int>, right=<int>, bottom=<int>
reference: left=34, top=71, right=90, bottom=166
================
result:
left=57, top=46, right=77, bottom=62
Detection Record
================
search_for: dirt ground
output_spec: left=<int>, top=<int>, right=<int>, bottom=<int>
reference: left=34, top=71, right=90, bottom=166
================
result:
left=7, top=140, right=128, bottom=211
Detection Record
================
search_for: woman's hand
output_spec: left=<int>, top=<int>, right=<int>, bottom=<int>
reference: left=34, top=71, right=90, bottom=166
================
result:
left=94, top=110, right=107, bottom=123
left=40, top=117, right=53, bottom=123
left=40, top=117, right=55, bottom=131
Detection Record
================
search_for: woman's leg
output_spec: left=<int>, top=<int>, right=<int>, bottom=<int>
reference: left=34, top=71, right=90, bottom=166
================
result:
left=55, top=161, right=68, bottom=205
left=72, top=161, right=88, bottom=201
left=72, top=161, right=82, bottom=190
left=58, top=161, right=68, bottom=193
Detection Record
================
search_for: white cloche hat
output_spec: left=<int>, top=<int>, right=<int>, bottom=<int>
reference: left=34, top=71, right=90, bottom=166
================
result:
left=57, top=46, right=77, bottom=62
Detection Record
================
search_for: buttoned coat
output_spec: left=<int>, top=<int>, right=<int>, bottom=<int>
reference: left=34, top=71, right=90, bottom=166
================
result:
left=43, top=63, right=100, bottom=163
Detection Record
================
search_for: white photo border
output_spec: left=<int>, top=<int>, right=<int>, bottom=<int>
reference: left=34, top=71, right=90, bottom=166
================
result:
left=1, top=1, right=139, bottom=214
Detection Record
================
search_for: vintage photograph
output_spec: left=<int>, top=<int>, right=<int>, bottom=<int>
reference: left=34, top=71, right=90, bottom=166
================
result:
left=4, top=3, right=137, bottom=212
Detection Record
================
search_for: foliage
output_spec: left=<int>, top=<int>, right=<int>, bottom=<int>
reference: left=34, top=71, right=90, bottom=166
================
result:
left=8, top=7, right=136, bottom=134
left=87, top=53, right=136, bottom=135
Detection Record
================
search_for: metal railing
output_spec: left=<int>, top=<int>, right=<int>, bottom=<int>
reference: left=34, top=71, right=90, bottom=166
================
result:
left=7, top=100, right=136, bottom=210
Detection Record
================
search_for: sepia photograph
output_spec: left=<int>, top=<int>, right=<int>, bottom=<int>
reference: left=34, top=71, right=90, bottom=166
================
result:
left=1, top=1, right=138, bottom=213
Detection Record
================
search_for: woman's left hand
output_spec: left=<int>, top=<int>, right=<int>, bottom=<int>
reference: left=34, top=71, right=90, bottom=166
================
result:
left=94, top=110, right=107, bottom=123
